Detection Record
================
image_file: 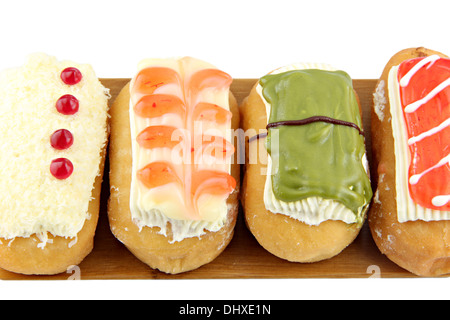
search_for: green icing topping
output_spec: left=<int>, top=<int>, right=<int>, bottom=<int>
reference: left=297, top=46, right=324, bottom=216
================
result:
left=260, top=69, right=372, bottom=218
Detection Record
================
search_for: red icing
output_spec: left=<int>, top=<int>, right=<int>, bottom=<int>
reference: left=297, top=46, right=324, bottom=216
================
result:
left=61, top=67, right=82, bottom=85
left=56, top=95, right=79, bottom=115
left=397, top=57, right=450, bottom=211
left=51, top=129, right=74, bottom=150
left=50, top=158, right=74, bottom=180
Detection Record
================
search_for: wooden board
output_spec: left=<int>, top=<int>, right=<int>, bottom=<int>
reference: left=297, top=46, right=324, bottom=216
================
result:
left=0, top=78, right=419, bottom=280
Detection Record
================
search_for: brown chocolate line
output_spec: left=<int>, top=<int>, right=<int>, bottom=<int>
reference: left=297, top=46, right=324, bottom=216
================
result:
left=248, top=116, right=363, bottom=143
left=266, top=116, right=364, bottom=135
left=248, top=132, right=268, bottom=143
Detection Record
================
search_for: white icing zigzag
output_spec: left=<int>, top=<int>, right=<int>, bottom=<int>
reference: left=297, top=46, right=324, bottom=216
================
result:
left=399, top=55, right=450, bottom=208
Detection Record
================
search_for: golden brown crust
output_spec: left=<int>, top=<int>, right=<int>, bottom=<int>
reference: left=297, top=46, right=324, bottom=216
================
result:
left=107, top=83, right=240, bottom=274
left=369, top=47, right=450, bottom=277
left=0, top=148, right=107, bottom=275
left=240, top=81, right=366, bottom=263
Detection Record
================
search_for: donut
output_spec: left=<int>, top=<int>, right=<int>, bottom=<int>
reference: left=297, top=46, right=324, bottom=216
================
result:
left=0, top=53, right=110, bottom=275
left=369, top=47, right=450, bottom=276
left=240, top=63, right=373, bottom=263
left=107, top=56, right=240, bottom=274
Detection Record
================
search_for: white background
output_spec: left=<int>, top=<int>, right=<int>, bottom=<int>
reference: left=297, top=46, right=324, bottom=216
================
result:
left=1, top=0, right=450, bottom=79
left=0, top=0, right=449, bottom=300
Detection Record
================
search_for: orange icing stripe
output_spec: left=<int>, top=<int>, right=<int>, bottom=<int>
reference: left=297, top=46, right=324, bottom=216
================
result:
left=187, top=69, right=233, bottom=93
left=192, top=170, right=237, bottom=199
left=136, top=125, right=181, bottom=149
left=134, top=94, right=185, bottom=118
left=193, top=102, right=232, bottom=124
left=131, top=59, right=235, bottom=220
left=137, top=162, right=181, bottom=190
left=132, top=67, right=181, bottom=96
left=397, top=56, right=450, bottom=211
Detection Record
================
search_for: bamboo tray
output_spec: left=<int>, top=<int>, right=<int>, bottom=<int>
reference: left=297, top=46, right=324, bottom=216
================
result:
left=0, top=78, right=419, bottom=280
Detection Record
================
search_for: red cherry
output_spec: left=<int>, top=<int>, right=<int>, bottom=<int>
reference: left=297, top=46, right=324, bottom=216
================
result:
left=51, top=129, right=74, bottom=150
left=50, top=158, right=74, bottom=180
left=56, top=95, right=79, bottom=115
left=61, top=67, right=82, bottom=85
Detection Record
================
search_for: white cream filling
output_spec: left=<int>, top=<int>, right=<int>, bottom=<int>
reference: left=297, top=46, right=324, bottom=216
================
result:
left=260, top=63, right=369, bottom=225
left=129, top=57, right=233, bottom=242
left=388, top=66, right=450, bottom=222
